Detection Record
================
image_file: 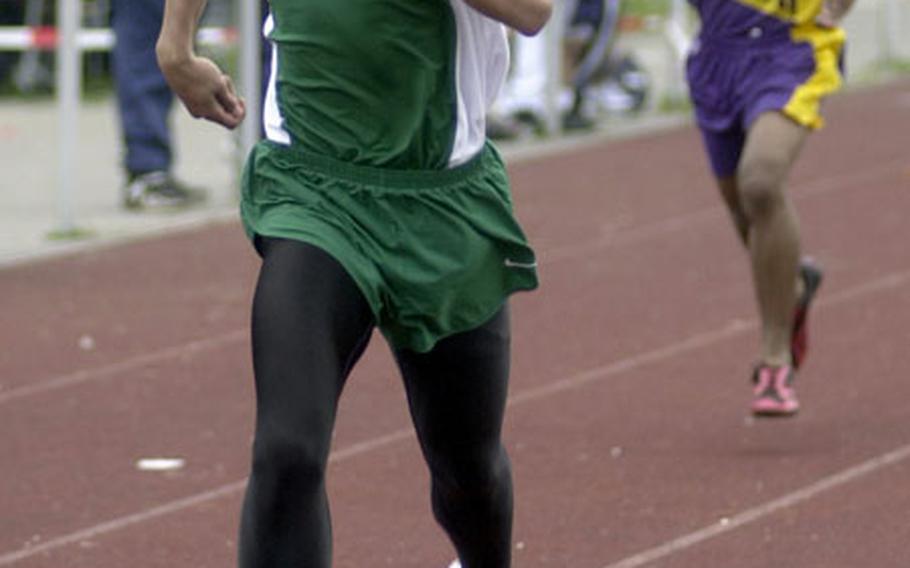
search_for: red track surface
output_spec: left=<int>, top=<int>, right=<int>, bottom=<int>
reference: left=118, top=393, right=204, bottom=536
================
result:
left=2, top=79, right=909, bottom=567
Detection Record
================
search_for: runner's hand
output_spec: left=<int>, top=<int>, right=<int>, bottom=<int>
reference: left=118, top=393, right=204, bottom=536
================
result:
left=816, top=0, right=853, bottom=28
left=158, top=55, right=246, bottom=129
left=815, top=4, right=836, bottom=28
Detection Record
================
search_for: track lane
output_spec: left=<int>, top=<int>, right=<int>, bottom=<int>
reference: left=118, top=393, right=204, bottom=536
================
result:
left=2, top=79, right=908, bottom=566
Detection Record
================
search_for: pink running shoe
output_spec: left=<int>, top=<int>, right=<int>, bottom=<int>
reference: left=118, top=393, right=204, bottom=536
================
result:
left=751, top=365, right=799, bottom=417
left=791, top=258, right=824, bottom=369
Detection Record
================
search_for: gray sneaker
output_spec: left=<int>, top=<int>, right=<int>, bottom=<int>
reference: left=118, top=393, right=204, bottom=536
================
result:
left=122, top=171, right=207, bottom=211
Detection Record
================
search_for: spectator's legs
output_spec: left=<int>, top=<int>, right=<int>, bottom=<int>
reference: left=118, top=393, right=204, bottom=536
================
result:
left=238, top=237, right=375, bottom=568
left=395, top=308, right=514, bottom=568
left=111, top=0, right=173, bottom=175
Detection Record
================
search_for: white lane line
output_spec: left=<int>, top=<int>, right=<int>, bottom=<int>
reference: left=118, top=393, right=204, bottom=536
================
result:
left=3, top=158, right=903, bottom=406
left=509, top=318, right=752, bottom=407
left=797, top=159, right=906, bottom=198
left=600, top=443, right=910, bottom=568
left=542, top=158, right=904, bottom=266
left=0, top=427, right=417, bottom=566
left=0, top=482, right=246, bottom=566
left=0, top=330, right=247, bottom=405
left=3, top=267, right=908, bottom=564
left=511, top=267, right=910, bottom=407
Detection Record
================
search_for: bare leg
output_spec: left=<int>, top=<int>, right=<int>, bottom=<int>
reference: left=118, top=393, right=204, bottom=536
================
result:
left=736, top=111, right=809, bottom=367
left=716, top=175, right=750, bottom=246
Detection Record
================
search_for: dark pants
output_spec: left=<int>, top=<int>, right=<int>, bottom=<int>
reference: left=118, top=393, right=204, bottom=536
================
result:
left=570, top=0, right=622, bottom=91
left=111, top=0, right=173, bottom=175
left=238, top=237, right=515, bottom=567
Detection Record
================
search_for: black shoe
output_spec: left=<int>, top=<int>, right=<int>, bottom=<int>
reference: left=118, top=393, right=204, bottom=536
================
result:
left=791, top=257, right=824, bottom=369
left=562, top=109, right=596, bottom=131
left=486, top=114, right=524, bottom=141
left=122, top=171, right=207, bottom=211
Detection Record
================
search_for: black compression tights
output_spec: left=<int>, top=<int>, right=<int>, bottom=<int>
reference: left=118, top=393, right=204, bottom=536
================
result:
left=238, top=237, right=514, bottom=568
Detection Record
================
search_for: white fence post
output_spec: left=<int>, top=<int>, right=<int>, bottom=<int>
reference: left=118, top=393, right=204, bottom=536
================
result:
left=237, top=0, right=261, bottom=165
left=542, top=0, right=568, bottom=136
left=55, top=0, right=81, bottom=236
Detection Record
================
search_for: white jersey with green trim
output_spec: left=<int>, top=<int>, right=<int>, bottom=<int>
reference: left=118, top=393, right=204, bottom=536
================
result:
left=261, top=0, right=508, bottom=170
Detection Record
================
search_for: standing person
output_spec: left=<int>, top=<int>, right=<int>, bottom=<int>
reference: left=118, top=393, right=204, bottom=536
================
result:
left=111, top=0, right=205, bottom=210
left=112, top=0, right=270, bottom=210
left=489, top=0, right=640, bottom=137
left=686, top=0, right=854, bottom=416
left=562, top=0, right=623, bottom=129
left=157, top=0, right=550, bottom=566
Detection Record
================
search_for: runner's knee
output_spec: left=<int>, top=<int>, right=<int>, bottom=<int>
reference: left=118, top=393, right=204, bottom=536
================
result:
left=738, top=157, right=788, bottom=220
left=251, top=431, right=330, bottom=490
left=430, top=443, right=511, bottom=500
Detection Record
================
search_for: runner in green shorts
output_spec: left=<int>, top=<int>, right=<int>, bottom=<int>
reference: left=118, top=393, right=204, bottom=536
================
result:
left=157, top=0, right=552, bottom=566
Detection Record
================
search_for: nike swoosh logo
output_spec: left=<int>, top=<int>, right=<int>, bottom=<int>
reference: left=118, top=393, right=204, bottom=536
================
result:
left=504, top=259, right=538, bottom=269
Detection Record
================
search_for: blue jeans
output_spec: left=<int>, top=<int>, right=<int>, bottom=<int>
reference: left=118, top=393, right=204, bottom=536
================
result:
left=111, top=0, right=173, bottom=175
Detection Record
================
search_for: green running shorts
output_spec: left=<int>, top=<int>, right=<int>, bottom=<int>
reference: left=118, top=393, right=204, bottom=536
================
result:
left=240, top=140, right=538, bottom=352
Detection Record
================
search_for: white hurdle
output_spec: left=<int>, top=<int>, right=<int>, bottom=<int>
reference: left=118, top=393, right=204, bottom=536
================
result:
left=0, top=26, right=236, bottom=52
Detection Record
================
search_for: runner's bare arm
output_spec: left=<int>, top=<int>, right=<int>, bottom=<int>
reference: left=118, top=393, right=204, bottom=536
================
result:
left=816, top=0, right=856, bottom=27
left=464, top=0, right=553, bottom=36
left=156, top=0, right=246, bottom=129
